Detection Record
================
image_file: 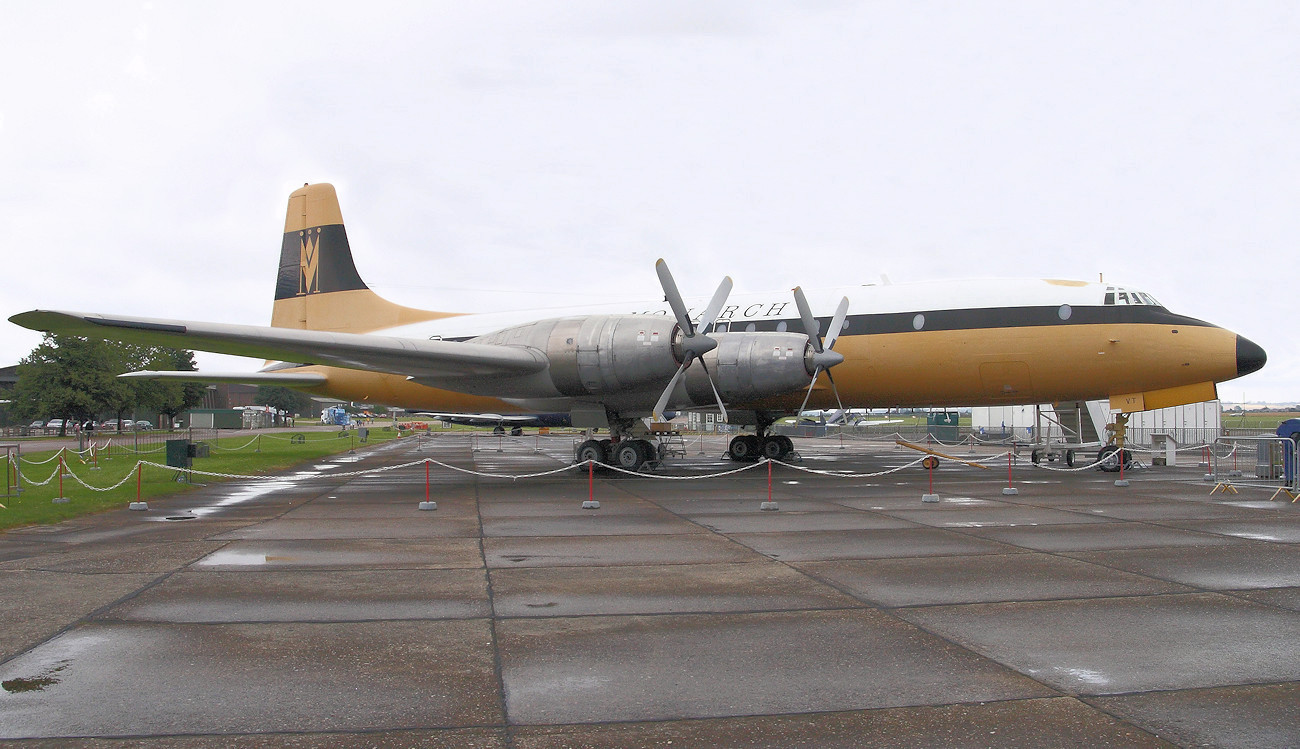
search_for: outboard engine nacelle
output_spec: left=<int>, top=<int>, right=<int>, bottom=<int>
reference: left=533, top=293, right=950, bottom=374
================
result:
left=685, top=332, right=813, bottom=404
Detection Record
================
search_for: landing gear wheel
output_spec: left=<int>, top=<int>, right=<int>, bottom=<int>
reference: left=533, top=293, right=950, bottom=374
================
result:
left=1097, top=445, right=1133, bottom=472
left=511, top=426, right=523, bottom=436
left=1065, top=449, right=1076, bottom=467
left=1031, top=449, right=1041, bottom=465
left=776, top=436, right=794, bottom=458
left=762, top=437, right=786, bottom=460
left=598, top=439, right=613, bottom=463
left=614, top=441, right=647, bottom=471
left=493, top=425, right=505, bottom=435
left=728, top=435, right=761, bottom=462
left=576, top=439, right=604, bottom=465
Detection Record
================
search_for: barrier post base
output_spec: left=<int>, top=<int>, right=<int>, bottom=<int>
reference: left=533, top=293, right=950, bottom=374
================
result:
left=582, top=500, right=600, bottom=510
left=1114, top=479, right=1130, bottom=487
left=129, top=502, right=149, bottom=511
left=418, top=501, right=438, bottom=511
left=922, top=494, right=940, bottom=503
left=52, top=497, right=70, bottom=504
left=760, top=501, right=779, bottom=511
left=1002, top=487, right=1019, bottom=495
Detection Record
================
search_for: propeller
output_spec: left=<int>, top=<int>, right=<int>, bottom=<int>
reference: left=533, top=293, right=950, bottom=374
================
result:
left=793, top=286, right=850, bottom=415
left=652, top=259, right=732, bottom=421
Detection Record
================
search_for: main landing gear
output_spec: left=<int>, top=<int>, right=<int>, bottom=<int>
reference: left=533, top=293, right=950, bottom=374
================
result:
left=574, top=410, right=667, bottom=472
left=727, top=414, right=795, bottom=462
left=575, top=437, right=666, bottom=471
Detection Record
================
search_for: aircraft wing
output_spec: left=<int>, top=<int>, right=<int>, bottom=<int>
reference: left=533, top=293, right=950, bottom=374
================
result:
left=415, top=412, right=540, bottom=425
left=9, top=310, right=547, bottom=382
left=118, top=371, right=329, bottom=385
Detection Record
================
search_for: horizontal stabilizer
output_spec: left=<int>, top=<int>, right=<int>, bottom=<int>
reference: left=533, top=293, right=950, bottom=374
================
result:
left=119, top=371, right=328, bottom=386
left=10, top=310, right=548, bottom=381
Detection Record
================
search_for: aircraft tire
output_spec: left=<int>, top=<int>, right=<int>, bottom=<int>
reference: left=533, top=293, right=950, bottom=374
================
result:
left=614, top=441, right=646, bottom=471
left=1097, top=445, right=1132, bottom=472
left=493, top=425, right=505, bottom=435
left=776, top=435, right=794, bottom=457
left=1031, top=449, right=1041, bottom=464
left=598, top=439, right=613, bottom=463
left=576, top=440, right=605, bottom=465
left=728, top=435, right=760, bottom=462
left=511, top=426, right=523, bottom=436
left=1066, top=449, right=1076, bottom=467
left=762, top=437, right=785, bottom=460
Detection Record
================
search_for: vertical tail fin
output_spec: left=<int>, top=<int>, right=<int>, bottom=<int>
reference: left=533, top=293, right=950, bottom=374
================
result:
left=271, top=183, right=451, bottom=332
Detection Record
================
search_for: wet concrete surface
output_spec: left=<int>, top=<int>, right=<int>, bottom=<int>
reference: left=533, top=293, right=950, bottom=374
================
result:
left=0, top=434, right=1297, bottom=745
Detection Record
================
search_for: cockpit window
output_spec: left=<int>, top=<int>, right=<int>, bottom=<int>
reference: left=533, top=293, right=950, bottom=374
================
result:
left=1104, top=286, right=1161, bottom=307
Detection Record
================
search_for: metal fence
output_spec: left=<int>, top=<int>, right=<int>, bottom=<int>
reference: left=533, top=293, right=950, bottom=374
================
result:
left=1209, top=435, right=1300, bottom=498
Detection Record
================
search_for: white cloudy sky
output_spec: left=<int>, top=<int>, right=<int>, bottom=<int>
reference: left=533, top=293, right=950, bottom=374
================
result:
left=1, top=1, right=1296, bottom=402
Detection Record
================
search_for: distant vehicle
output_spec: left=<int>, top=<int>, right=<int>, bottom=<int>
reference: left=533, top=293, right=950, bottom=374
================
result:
left=132, top=420, right=153, bottom=430
left=28, top=420, right=44, bottom=429
left=321, top=406, right=351, bottom=426
left=100, top=419, right=133, bottom=431
left=45, top=419, right=65, bottom=432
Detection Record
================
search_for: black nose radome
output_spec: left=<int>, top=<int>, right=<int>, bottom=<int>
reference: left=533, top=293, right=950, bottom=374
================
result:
left=1237, top=335, right=1267, bottom=378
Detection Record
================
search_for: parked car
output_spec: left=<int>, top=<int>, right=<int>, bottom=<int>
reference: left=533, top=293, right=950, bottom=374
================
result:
left=132, top=421, right=153, bottom=431
left=28, top=420, right=44, bottom=430
left=100, top=419, right=132, bottom=431
left=44, top=419, right=65, bottom=433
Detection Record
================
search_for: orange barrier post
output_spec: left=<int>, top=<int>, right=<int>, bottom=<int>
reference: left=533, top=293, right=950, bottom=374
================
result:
left=582, top=461, right=600, bottom=509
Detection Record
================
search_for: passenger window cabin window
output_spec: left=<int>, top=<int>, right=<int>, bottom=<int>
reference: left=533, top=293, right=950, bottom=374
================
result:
left=1104, top=292, right=1115, bottom=305
left=1117, top=292, right=1130, bottom=304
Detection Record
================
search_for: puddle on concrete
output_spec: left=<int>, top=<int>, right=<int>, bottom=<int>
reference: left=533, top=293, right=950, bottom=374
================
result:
left=2, top=664, right=65, bottom=694
left=196, top=549, right=297, bottom=567
left=187, top=481, right=294, bottom=518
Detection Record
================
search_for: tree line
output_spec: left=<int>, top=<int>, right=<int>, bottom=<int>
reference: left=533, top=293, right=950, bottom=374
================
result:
left=12, top=334, right=207, bottom=435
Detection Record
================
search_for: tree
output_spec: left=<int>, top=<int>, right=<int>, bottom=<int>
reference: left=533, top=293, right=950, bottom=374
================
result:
left=136, top=348, right=207, bottom=427
left=12, top=336, right=208, bottom=434
left=255, top=385, right=313, bottom=416
left=13, top=335, right=121, bottom=435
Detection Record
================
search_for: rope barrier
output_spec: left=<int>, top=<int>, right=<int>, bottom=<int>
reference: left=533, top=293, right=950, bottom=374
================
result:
left=12, top=433, right=1247, bottom=503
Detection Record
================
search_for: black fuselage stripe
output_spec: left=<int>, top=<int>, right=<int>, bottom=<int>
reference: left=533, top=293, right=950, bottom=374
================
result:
left=445, top=306, right=1214, bottom=343
left=719, top=305, right=1213, bottom=336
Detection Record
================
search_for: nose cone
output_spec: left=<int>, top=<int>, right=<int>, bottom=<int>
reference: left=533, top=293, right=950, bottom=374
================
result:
left=1237, top=335, right=1267, bottom=378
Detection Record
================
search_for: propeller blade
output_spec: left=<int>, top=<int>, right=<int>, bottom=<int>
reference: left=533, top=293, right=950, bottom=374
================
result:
left=655, top=259, right=694, bottom=336
left=825, top=368, right=845, bottom=413
left=798, top=367, right=821, bottom=415
left=697, top=275, right=734, bottom=333
left=823, top=297, right=850, bottom=351
left=698, top=358, right=727, bottom=424
left=653, top=354, right=691, bottom=421
left=792, top=286, right=823, bottom=353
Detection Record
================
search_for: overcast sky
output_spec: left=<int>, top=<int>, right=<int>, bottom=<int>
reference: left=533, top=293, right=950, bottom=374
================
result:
left=2, top=1, right=1296, bottom=402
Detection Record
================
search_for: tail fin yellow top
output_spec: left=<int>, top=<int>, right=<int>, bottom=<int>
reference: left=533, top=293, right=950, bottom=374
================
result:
left=271, top=183, right=452, bottom=332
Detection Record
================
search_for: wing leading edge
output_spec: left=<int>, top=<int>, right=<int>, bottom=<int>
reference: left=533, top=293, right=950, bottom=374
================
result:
left=9, top=310, right=548, bottom=382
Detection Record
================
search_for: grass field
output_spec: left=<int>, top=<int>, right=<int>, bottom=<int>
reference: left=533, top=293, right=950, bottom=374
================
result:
left=0, top=429, right=404, bottom=531
left=1223, top=411, right=1300, bottom=430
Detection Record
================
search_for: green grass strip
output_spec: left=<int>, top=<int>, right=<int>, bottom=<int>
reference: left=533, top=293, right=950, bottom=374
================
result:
left=0, top=429, right=404, bottom=531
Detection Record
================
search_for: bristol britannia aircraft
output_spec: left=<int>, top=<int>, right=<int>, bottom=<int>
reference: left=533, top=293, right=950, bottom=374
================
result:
left=11, top=183, right=1266, bottom=470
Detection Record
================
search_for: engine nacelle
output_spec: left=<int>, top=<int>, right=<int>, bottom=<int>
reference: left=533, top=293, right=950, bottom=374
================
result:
left=684, top=332, right=813, bottom=404
left=469, top=314, right=682, bottom=398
